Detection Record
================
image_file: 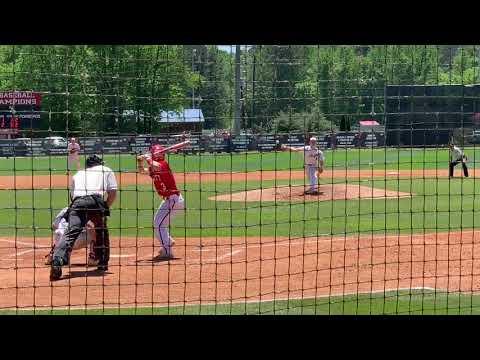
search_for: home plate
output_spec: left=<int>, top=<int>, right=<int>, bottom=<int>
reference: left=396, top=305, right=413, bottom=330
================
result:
left=110, top=254, right=134, bottom=258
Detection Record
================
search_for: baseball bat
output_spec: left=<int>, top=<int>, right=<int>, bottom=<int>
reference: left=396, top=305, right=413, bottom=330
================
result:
left=140, top=140, right=191, bottom=158
left=160, top=140, right=191, bottom=153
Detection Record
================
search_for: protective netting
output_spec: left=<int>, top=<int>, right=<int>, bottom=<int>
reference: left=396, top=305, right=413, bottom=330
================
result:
left=0, top=45, right=479, bottom=314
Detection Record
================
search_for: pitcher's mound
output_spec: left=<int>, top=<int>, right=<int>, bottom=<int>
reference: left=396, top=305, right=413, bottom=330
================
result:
left=210, top=184, right=412, bottom=202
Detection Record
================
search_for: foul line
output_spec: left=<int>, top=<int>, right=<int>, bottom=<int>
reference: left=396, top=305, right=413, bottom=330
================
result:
left=3, top=249, right=37, bottom=258
left=0, top=239, right=50, bottom=261
left=214, top=249, right=244, bottom=261
left=2, top=287, right=441, bottom=312
left=0, top=238, right=49, bottom=248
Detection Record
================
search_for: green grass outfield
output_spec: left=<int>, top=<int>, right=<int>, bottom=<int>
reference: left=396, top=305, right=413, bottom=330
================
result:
left=0, top=147, right=478, bottom=175
left=0, top=177, right=478, bottom=238
left=2, top=290, right=480, bottom=315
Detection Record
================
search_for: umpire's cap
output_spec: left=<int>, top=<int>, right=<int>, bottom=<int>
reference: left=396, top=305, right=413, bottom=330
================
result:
left=86, top=154, right=104, bottom=168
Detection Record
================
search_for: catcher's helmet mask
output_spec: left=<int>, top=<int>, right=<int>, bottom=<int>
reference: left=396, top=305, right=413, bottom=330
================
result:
left=86, top=154, right=104, bottom=168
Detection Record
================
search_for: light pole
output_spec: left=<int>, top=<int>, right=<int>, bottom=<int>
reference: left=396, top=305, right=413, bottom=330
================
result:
left=233, top=45, right=242, bottom=135
left=192, top=48, right=196, bottom=109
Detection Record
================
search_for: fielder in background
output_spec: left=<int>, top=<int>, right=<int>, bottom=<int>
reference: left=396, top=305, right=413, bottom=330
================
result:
left=44, top=207, right=98, bottom=266
left=67, top=137, right=81, bottom=173
left=281, top=136, right=325, bottom=195
left=449, top=143, right=469, bottom=178
left=50, top=154, right=117, bottom=281
left=136, top=141, right=189, bottom=260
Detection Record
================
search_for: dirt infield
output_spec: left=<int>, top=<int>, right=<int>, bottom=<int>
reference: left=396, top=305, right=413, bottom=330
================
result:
left=1, top=230, right=480, bottom=310
left=209, top=184, right=412, bottom=202
left=0, top=168, right=473, bottom=190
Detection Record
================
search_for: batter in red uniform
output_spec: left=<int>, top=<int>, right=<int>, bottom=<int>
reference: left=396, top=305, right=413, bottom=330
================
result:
left=137, top=143, right=186, bottom=260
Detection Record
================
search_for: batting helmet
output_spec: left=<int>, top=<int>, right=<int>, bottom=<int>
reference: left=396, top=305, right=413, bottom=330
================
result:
left=149, top=144, right=165, bottom=161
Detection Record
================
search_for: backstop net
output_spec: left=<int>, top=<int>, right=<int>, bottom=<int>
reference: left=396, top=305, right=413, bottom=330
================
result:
left=0, top=45, right=479, bottom=314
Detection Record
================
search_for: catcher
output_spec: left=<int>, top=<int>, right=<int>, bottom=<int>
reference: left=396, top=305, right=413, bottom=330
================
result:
left=44, top=207, right=98, bottom=266
left=449, top=143, right=469, bottom=178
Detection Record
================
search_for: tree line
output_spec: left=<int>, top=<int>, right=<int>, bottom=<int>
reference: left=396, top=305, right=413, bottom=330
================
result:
left=0, top=45, right=478, bottom=136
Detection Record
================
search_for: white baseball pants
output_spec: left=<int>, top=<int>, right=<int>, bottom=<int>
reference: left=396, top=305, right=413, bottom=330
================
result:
left=154, top=194, right=185, bottom=255
left=68, top=155, right=80, bottom=171
left=55, top=218, right=90, bottom=250
left=306, top=165, right=318, bottom=192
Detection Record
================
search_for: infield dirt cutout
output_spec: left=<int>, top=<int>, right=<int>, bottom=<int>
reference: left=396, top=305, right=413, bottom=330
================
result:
left=0, top=168, right=473, bottom=190
left=209, top=184, right=412, bottom=202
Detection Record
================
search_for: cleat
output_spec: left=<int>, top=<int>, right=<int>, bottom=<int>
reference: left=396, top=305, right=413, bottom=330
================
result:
left=152, top=247, right=174, bottom=261
left=97, top=264, right=108, bottom=271
left=50, top=265, right=62, bottom=281
left=44, top=253, right=53, bottom=266
left=87, top=255, right=99, bottom=267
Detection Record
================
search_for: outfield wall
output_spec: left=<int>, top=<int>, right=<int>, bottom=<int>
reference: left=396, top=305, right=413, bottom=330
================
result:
left=0, top=132, right=386, bottom=157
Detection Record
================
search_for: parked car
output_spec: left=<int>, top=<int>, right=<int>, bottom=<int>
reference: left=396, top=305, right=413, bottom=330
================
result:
left=14, top=138, right=33, bottom=155
left=42, top=136, right=68, bottom=153
left=472, top=130, right=480, bottom=144
left=14, top=137, right=32, bottom=145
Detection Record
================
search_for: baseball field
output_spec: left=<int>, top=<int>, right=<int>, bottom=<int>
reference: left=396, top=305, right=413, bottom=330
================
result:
left=1, top=147, right=480, bottom=315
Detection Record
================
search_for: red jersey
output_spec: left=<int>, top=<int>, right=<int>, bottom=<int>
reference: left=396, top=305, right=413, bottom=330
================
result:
left=146, top=159, right=180, bottom=198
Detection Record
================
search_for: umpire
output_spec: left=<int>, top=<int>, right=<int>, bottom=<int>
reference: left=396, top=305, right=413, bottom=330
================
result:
left=50, top=154, right=118, bottom=281
left=449, top=143, right=469, bottom=178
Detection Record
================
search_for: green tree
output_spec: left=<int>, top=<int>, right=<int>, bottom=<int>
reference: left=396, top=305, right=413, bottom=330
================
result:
left=438, top=46, right=480, bottom=84
left=244, top=45, right=312, bottom=131
left=184, top=45, right=232, bottom=129
left=273, top=109, right=335, bottom=133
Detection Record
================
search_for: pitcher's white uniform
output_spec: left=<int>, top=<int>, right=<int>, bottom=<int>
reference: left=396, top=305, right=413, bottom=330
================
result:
left=302, top=145, right=324, bottom=192
left=282, top=137, right=325, bottom=194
